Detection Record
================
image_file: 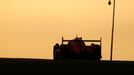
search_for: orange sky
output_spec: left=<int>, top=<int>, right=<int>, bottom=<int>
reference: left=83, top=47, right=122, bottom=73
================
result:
left=0, top=0, right=134, bottom=61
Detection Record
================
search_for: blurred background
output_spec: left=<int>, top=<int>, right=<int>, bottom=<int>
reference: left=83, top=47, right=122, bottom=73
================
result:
left=0, top=0, right=134, bottom=61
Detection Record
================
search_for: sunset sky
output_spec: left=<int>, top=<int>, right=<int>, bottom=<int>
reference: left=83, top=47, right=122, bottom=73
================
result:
left=0, top=0, right=134, bottom=61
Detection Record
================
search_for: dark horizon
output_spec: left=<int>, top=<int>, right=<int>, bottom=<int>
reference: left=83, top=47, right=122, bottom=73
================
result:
left=0, top=58, right=133, bottom=74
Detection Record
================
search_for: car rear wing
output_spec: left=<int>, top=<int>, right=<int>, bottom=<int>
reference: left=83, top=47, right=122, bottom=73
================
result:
left=61, top=37, right=102, bottom=55
left=61, top=37, right=102, bottom=46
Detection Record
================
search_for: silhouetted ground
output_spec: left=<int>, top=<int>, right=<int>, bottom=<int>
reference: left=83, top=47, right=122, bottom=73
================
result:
left=0, top=58, right=133, bottom=74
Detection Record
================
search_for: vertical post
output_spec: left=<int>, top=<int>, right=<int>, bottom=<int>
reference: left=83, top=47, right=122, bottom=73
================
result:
left=62, top=37, right=64, bottom=44
left=100, top=37, right=102, bottom=50
left=100, top=37, right=102, bottom=58
left=110, top=0, right=116, bottom=61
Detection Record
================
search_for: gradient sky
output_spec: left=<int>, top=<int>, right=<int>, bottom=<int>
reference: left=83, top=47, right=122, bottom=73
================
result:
left=0, top=0, right=134, bottom=61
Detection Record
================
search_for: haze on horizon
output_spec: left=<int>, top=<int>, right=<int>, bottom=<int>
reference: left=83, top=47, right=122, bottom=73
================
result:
left=0, top=0, right=134, bottom=61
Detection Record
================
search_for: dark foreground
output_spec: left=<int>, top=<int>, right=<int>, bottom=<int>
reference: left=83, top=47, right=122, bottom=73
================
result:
left=0, top=58, right=134, bottom=74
